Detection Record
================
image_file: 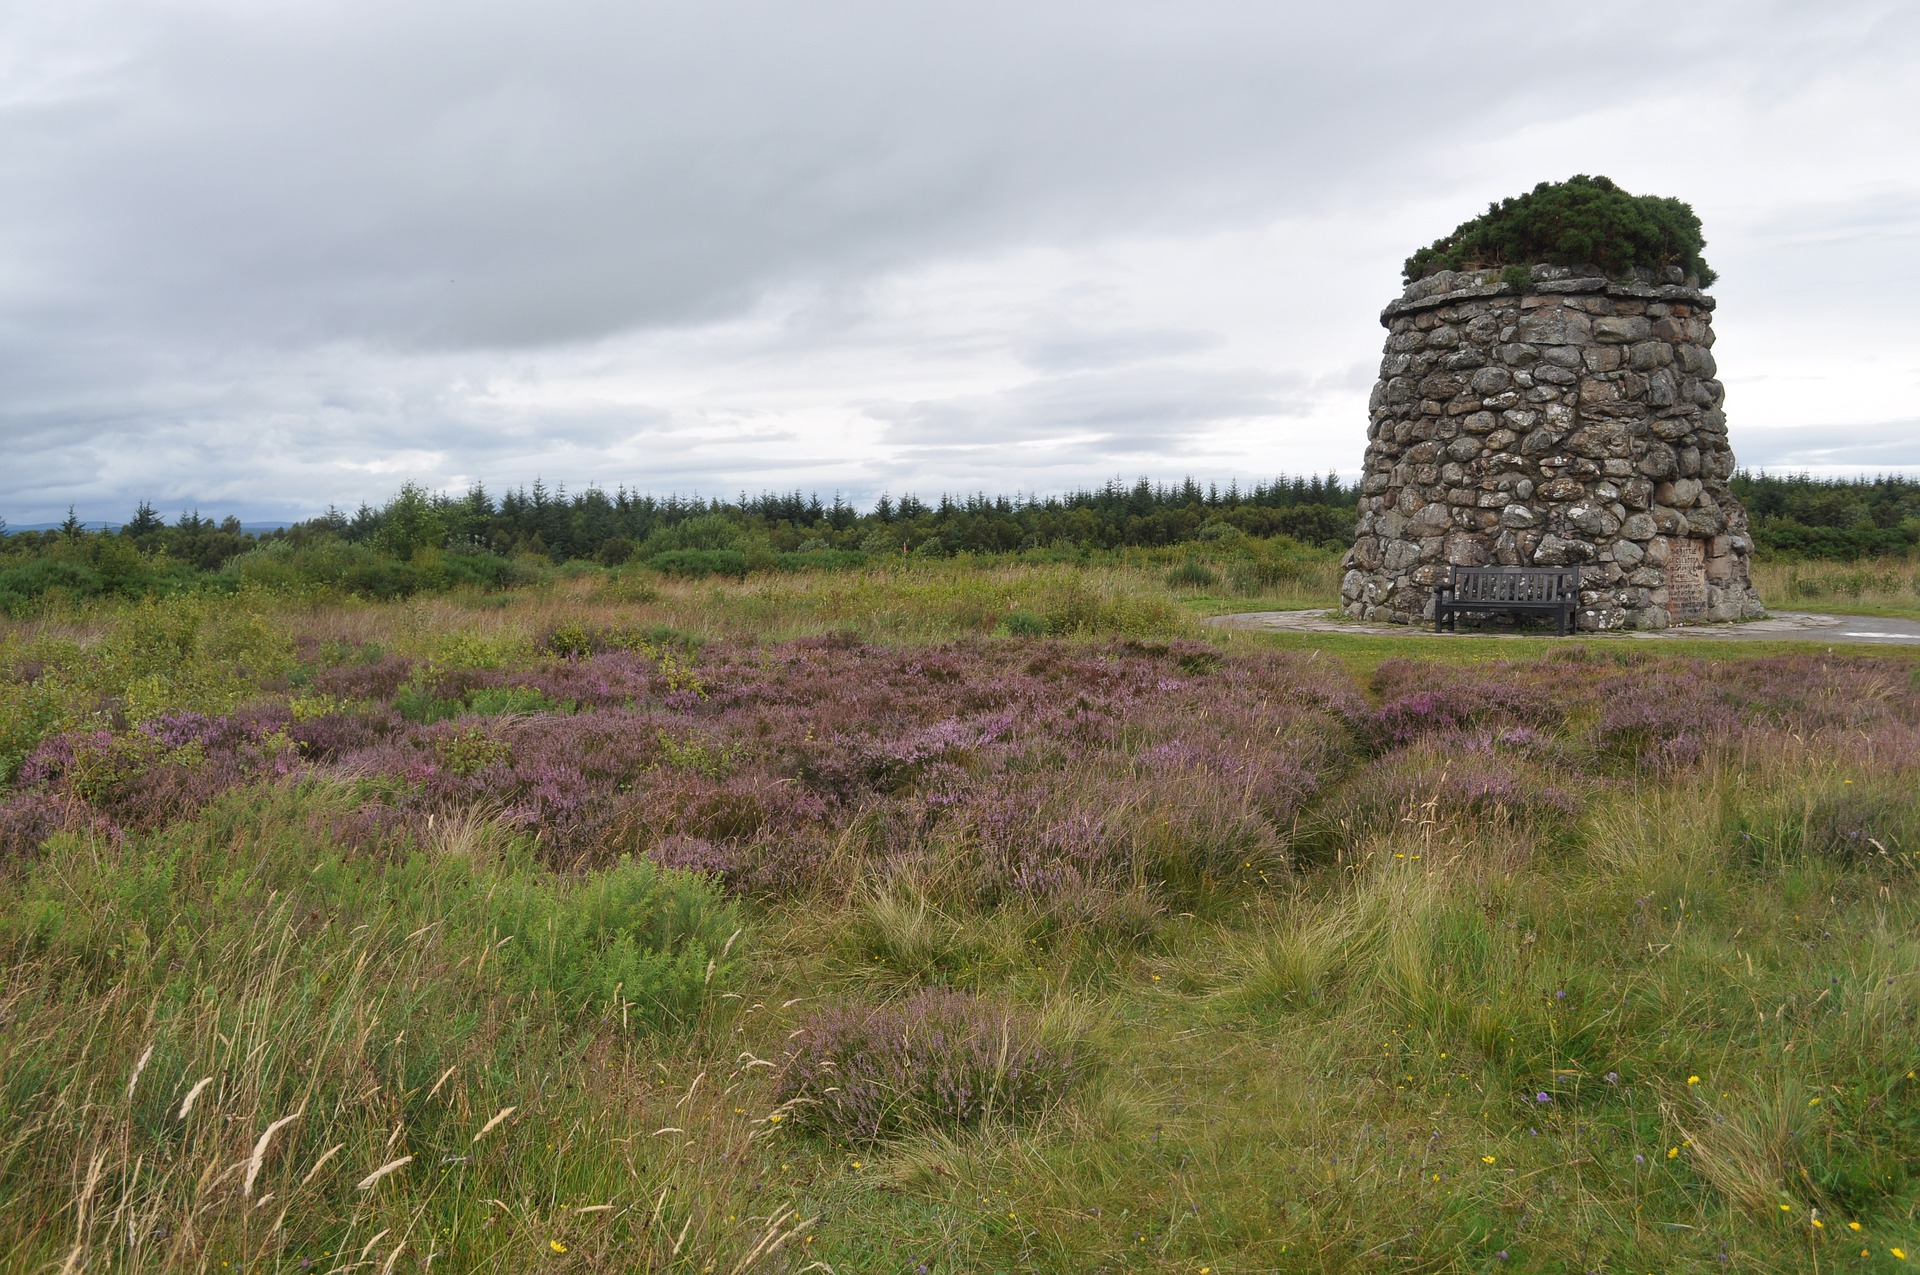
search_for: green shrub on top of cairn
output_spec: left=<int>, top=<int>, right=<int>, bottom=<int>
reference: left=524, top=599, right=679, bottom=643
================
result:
left=1404, top=174, right=1716, bottom=285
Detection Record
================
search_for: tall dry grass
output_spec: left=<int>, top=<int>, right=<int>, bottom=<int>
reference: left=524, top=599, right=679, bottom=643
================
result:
left=0, top=785, right=804, bottom=1273
left=1751, top=555, right=1920, bottom=618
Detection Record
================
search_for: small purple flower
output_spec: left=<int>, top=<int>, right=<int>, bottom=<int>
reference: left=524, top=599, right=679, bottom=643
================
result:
left=1554, top=990, right=1566, bottom=1000
left=1605, top=1071, right=1619, bottom=1085
left=1634, top=1154, right=1646, bottom=1164
left=1535, top=1092, right=1552, bottom=1104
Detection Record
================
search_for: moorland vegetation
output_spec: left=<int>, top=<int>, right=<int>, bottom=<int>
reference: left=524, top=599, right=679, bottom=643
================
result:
left=1, top=550, right=1919, bottom=1272
left=3, top=471, right=1919, bottom=620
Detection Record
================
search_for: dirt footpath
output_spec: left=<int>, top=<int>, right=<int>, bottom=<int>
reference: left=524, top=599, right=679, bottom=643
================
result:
left=1205, top=609, right=1920, bottom=646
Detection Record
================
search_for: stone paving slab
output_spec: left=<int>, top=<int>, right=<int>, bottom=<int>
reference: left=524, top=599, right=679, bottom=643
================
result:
left=1205, top=609, right=1920, bottom=646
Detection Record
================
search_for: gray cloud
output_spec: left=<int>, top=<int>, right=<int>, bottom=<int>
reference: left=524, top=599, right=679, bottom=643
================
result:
left=1739, top=420, right=1920, bottom=474
left=2, top=2, right=1917, bottom=521
left=866, top=364, right=1310, bottom=449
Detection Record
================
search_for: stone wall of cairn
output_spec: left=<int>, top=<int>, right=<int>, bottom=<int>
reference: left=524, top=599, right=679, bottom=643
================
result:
left=1341, top=264, right=1765, bottom=630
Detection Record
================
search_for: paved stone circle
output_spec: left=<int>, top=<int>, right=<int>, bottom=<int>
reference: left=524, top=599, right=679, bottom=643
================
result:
left=1207, top=609, right=1920, bottom=646
left=1343, top=263, right=1765, bottom=632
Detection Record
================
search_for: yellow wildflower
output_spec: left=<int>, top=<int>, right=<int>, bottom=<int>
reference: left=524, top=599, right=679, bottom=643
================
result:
left=550, top=1240, right=568, bottom=1254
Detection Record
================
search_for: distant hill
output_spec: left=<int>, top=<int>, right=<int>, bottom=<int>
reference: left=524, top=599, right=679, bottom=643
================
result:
left=4, top=521, right=295, bottom=535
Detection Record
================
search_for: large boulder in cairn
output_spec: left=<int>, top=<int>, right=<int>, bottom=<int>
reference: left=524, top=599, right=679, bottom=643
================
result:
left=1341, top=177, right=1765, bottom=630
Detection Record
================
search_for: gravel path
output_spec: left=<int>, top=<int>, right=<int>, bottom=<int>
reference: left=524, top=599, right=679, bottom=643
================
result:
left=1205, top=609, right=1920, bottom=646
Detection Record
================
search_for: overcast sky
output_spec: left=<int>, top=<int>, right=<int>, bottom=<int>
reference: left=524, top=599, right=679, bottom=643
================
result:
left=3, top=1, right=1917, bottom=524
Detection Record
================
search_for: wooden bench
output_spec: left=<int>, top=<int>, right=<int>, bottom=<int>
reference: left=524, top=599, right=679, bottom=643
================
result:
left=1434, top=566, right=1582, bottom=636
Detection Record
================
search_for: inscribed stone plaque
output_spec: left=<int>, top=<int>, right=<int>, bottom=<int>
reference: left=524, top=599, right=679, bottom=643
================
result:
left=1666, top=538, right=1708, bottom=619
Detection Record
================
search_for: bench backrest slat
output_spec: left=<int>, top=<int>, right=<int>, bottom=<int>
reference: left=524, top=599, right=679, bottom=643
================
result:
left=1448, top=567, right=1579, bottom=603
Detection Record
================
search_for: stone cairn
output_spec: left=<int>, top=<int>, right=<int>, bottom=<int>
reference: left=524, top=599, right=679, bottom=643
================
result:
left=1341, top=263, right=1765, bottom=630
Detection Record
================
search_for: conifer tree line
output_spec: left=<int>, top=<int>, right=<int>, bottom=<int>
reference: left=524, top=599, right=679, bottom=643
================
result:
left=1, top=471, right=1916, bottom=612
left=299, top=473, right=1360, bottom=563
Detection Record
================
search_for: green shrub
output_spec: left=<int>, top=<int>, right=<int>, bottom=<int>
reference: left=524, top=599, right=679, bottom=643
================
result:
left=654, top=728, right=743, bottom=778
left=1165, top=559, right=1218, bottom=590
left=228, top=537, right=525, bottom=598
left=1194, top=519, right=1242, bottom=543
left=0, top=559, right=106, bottom=614
left=394, top=677, right=463, bottom=724
left=435, top=725, right=511, bottom=776
left=648, top=548, right=748, bottom=579
left=594, top=535, right=635, bottom=566
left=1404, top=174, right=1716, bottom=285
left=465, top=685, right=572, bottom=717
left=997, top=608, right=1048, bottom=637
left=1225, top=539, right=1316, bottom=595
left=772, top=549, right=869, bottom=572
left=6, top=596, right=295, bottom=738
left=487, top=853, right=742, bottom=1032
left=431, top=546, right=524, bottom=590
left=635, top=514, right=746, bottom=558
left=1037, top=585, right=1186, bottom=637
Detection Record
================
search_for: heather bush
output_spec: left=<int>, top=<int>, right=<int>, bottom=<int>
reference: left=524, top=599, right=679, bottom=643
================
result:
left=308, top=650, right=412, bottom=699
left=0, top=789, right=96, bottom=865
left=1362, top=654, right=1595, bottom=752
left=13, top=706, right=302, bottom=832
left=5, top=630, right=1361, bottom=900
left=773, top=989, right=1083, bottom=1143
left=1307, top=732, right=1587, bottom=866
